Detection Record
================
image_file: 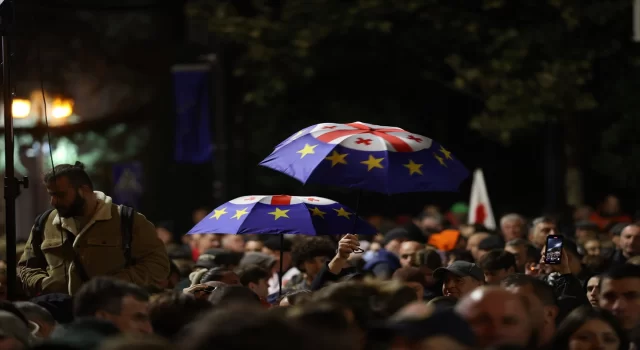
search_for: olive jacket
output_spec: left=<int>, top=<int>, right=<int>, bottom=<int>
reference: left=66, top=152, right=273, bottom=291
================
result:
left=18, top=191, right=169, bottom=296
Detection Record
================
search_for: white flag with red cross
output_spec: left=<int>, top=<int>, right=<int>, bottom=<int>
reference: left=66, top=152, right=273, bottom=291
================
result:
left=468, top=169, right=496, bottom=230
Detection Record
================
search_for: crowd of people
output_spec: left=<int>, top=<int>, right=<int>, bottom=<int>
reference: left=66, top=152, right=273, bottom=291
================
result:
left=0, top=163, right=638, bottom=350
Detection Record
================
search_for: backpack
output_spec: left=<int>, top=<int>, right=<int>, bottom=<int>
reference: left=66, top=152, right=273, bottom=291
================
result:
left=30, top=206, right=135, bottom=282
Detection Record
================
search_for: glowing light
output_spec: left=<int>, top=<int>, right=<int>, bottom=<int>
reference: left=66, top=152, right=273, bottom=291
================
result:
left=51, top=98, right=73, bottom=119
left=12, top=99, right=31, bottom=118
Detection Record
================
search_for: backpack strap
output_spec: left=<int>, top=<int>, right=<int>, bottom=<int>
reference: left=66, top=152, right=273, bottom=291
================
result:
left=31, top=209, right=55, bottom=263
left=120, top=205, right=135, bottom=268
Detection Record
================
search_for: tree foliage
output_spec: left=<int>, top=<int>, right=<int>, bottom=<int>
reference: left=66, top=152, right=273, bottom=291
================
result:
left=191, top=0, right=640, bottom=190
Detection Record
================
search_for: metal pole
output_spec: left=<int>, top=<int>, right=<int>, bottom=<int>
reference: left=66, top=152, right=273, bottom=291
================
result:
left=3, top=33, right=17, bottom=301
left=2, top=0, right=27, bottom=300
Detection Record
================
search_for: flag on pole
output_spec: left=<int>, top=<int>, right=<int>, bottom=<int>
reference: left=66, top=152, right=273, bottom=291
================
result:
left=468, top=169, right=496, bottom=230
left=172, top=64, right=214, bottom=164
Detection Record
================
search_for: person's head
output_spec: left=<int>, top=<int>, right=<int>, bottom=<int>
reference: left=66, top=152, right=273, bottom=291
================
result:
left=554, top=306, right=628, bottom=350
left=411, top=249, right=442, bottom=287
left=221, top=235, right=245, bottom=253
left=603, top=195, right=622, bottom=215
left=619, top=223, right=640, bottom=258
left=505, top=239, right=540, bottom=272
left=399, top=241, right=423, bottom=268
left=500, top=214, right=526, bottom=242
left=148, top=292, right=212, bottom=340
left=262, top=237, right=293, bottom=271
left=383, top=228, right=410, bottom=255
left=574, top=221, right=599, bottom=245
left=238, top=265, right=271, bottom=299
left=529, top=217, right=557, bottom=249
left=0, top=310, right=32, bottom=350
left=392, top=267, right=428, bottom=301
left=244, top=239, right=264, bottom=253
left=279, top=290, right=312, bottom=307
left=478, top=250, right=517, bottom=285
left=192, top=207, right=210, bottom=225
left=599, top=264, right=640, bottom=331
left=476, top=236, right=504, bottom=261
left=455, top=286, right=534, bottom=348
left=197, top=234, right=221, bottom=253
left=433, top=261, right=484, bottom=299
left=466, top=232, right=490, bottom=261
left=199, top=268, right=240, bottom=285
left=586, top=275, right=601, bottom=307
left=501, top=274, right=558, bottom=346
left=14, top=301, right=56, bottom=339
left=583, top=238, right=602, bottom=257
left=73, top=277, right=152, bottom=334
left=155, top=223, right=174, bottom=246
left=44, top=162, right=94, bottom=218
left=291, top=237, right=335, bottom=280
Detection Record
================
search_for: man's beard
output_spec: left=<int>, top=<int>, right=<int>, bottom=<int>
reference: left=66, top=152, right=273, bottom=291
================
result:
left=57, top=194, right=86, bottom=218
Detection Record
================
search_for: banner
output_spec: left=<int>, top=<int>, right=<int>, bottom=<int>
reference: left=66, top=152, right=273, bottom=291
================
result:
left=113, top=162, right=144, bottom=209
left=468, top=168, right=496, bottom=230
left=172, top=64, right=214, bottom=164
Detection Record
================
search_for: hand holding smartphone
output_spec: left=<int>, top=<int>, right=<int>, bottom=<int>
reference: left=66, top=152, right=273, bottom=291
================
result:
left=544, top=235, right=564, bottom=265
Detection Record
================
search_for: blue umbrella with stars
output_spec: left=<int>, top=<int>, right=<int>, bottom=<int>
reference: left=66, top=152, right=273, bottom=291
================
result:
left=260, top=121, right=468, bottom=194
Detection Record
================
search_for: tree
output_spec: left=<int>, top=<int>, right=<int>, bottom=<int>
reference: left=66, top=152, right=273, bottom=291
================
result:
left=191, top=0, right=639, bottom=205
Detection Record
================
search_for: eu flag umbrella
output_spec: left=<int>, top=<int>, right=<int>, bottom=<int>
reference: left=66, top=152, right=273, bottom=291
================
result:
left=188, top=194, right=377, bottom=295
left=188, top=194, right=376, bottom=236
left=260, top=121, right=469, bottom=194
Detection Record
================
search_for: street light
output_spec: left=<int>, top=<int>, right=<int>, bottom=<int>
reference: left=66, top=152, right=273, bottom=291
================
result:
left=11, top=99, right=30, bottom=118
left=52, top=98, right=73, bottom=119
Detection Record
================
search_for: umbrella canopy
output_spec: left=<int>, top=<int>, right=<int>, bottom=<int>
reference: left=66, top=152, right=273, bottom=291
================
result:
left=260, top=122, right=469, bottom=194
left=188, top=195, right=377, bottom=236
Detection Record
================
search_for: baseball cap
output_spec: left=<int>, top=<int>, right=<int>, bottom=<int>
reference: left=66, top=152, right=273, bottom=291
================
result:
left=433, top=261, right=484, bottom=282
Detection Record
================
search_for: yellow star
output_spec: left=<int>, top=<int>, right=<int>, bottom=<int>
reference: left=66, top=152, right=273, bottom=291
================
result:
left=210, top=207, right=228, bottom=220
left=309, top=207, right=326, bottom=218
left=334, top=207, right=352, bottom=219
left=325, top=150, right=348, bottom=167
left=440, top=145, right=453, bottom=160
left=404, top=160, right=423, bottom=176
left=360, top=154, right=384, bottom=171
left=434, top=153, right=447, bottom=167
left=268, top=207, right=290, bottom=220
left=296, top=143, right=318, bottom=158
left=231, top=207, right=250, bottom=220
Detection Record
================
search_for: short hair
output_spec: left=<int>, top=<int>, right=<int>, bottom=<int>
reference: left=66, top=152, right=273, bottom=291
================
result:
left=501, top=273, right=556, bottom=306
left=43, top=162, right=93, bottom=190
left=73, top=277, right=149, bottom=317
left=238, top=265, right=270, bottom=286
left=14, top=301, right=55, bottom=325
left=412, top=249, right=442, bottom=270
left=291, top=237, right=335, bottom=272
left=602, top=263, right=640, bottom=281
left=501, top=214, right=525, bottom=226
left=506, top=239, right=540, bottom=262
left=478, top=249, right=517, bottom=272
left=532, top=216, right=555, bottom=227
left=148, top=291, right=212, bottom=340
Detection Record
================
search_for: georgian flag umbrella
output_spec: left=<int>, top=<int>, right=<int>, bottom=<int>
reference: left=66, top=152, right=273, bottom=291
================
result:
left=259, top=122, right=469, bottom=251
left=260, top=122, right=469, bottom=194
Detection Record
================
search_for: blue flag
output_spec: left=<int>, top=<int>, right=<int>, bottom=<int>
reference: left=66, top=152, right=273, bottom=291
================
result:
left=172, top=64, right=214, bottom=163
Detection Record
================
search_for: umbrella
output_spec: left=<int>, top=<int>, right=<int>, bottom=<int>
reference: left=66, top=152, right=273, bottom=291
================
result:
left=188, top=194, right=376, bottom=236
left=260, top=121, right=469, bottom=194
left=188, top=194, right=377, bottom=295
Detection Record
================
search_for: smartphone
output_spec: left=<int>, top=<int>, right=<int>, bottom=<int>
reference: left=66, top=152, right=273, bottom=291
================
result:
left=545, top=235, right=563, bottom=265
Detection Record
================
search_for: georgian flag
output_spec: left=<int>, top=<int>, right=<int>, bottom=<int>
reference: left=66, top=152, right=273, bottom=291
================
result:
left=468, top=169, right=496, bottom=230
